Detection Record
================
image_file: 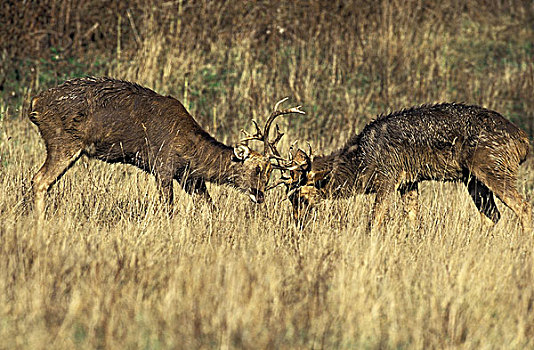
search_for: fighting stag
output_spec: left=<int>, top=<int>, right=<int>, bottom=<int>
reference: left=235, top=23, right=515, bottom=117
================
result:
left=282, top=103, right=532, bottom=233
left=29, top=77, right=303, bottom=216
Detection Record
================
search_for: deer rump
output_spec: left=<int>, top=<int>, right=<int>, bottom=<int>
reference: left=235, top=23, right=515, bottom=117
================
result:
left=294, top=103, right=531, bottom=231
left=30, top=77, right=203, bottom=170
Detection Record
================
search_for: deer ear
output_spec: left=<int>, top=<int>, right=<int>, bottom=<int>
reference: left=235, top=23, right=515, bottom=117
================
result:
left=285, top=148, right=312, bottom=172
left=233, top=145, right=250, bottom=160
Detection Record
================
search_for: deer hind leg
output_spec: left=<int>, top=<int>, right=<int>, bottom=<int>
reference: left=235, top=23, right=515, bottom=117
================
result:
left=32, top=144, right=82, bottom=218
left=473, top=169, right=532, bottom=233
left=156, top=176, right=174, bottom=213
left=399, top=182, right=419, bottom=230
left=465, top=176, right=500, bottom=226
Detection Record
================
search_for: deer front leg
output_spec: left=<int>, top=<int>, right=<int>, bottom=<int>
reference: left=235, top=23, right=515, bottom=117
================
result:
left=368, top=182, right=396, bottom=234
left=184, top=178, right=216, bottom=212
left=399, top=182, right=419, bottom=231
left=157, top=177, right=174, bottom=214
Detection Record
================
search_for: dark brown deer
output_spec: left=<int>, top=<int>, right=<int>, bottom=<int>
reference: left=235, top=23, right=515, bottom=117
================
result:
left=29, top=77, right=304, bottom=216
left=279, top=103, right=532, bottom=233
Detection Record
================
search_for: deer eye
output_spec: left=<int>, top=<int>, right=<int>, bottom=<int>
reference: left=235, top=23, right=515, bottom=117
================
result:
left=255, top=166, right=262, bottom=175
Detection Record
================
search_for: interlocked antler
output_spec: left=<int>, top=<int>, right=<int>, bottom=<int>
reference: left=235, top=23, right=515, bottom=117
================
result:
left=240, top=97, right=305, bottom=156
left=266, top=141, right=314, bottom=191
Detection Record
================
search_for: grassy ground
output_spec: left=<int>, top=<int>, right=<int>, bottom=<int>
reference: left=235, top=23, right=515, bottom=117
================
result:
left=1, top=111, right=533, bottom=349
left=1, top=1, right=534, bottom=349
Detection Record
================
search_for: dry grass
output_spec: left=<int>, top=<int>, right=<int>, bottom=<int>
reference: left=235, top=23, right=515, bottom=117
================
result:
left=1, top=99, right=534, bottom=349
left=1, top=1, right=534, bottom=349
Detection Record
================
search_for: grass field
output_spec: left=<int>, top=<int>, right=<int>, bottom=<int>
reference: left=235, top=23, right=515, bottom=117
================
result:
left=1, top=1, right=534, bottom=349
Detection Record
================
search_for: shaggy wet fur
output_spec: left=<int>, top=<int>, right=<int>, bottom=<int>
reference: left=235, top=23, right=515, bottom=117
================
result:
left=290, top=103, right=532, bottom=232
left=29, top=77, right=273, bottom=215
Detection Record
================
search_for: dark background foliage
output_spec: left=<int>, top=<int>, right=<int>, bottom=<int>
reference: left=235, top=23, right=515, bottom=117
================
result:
left=1, top=0, right=533, bottom=146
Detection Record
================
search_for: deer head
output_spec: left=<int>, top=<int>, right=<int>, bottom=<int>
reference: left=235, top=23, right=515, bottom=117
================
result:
left=266, top=143, right=330, bottom=225
left=237, top=98, right=305, bottom=203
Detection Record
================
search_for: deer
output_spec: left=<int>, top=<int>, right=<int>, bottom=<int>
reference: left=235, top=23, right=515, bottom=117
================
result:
left=275, top=103, right=532, bottom=233
left=28, top=76, right=304, bottom=217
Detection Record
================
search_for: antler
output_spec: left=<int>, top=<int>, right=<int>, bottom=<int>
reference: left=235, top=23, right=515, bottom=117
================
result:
left=240, top=97, right=305, bottom=156
left=266, top=142, right=314, bottom=192
left=270, top=141, right=312, bottom=170
left=265, top=174, right=293, bottom=191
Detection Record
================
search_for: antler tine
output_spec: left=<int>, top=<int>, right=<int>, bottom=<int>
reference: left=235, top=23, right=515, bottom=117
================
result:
left=265, top=174, right=292, bottom=191
left=273, top=124, right=284, bottom=144
left=240, top=98, right=305, bottom=159
left=268, top=124, right=285, bottom=157
left=282, top=105, right=305, bottom=115
left=239, top=120, right=264, bottom=145
left=270, top=141, right=313, bottom=172
left=306, top=141, right=313, bottom=158
left=269, top=142, right=299, bottom=169
left=269, top=142, right=311, bottom=172
left=252, top=120, right=263, bottom=136
left=263, top=99, right=305, bottom=155
left=273, top=97, right=289, bottom=111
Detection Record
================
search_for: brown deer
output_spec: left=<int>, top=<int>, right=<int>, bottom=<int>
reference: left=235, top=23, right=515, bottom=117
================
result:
left=278, top=103, right=532, bottom=233
left=29, top=77, right=304, bottom=216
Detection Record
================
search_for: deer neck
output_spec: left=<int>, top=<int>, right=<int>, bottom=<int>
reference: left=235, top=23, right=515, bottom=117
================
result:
left=180, top=135, right=239, bottom=185
left=312, top=148, right=364, bottom=197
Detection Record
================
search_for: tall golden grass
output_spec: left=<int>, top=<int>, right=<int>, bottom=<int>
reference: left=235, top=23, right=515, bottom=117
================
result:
left=1, top=1, right=534, bottom=348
